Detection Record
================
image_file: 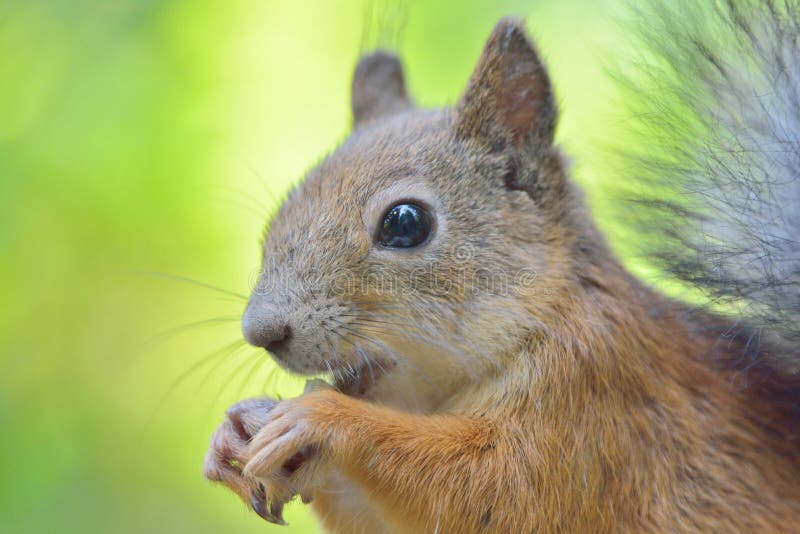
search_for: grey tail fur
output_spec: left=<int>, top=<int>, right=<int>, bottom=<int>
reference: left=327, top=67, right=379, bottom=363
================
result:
left=616, top=0, right=800, bottom=372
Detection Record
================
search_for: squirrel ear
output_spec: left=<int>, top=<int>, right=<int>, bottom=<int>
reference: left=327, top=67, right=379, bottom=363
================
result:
left=455, top=18, right=556, bottom=148
left=351, top=51, right=413, bottom=127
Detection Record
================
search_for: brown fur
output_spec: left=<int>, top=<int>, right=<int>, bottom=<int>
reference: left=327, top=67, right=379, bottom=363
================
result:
left=204, top=18, right=800, bottom=532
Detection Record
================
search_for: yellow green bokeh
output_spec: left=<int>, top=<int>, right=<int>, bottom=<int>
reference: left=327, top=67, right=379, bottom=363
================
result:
left=0, top=1, right=631, bottom=531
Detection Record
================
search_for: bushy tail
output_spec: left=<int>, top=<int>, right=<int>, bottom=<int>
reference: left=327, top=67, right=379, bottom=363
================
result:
left=617, top=0, right=800, bottom=370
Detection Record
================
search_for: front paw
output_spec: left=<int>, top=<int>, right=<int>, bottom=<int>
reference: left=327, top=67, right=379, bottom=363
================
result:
left=203, top=397, right=293, bottom=524
left=243, top=391, right=343, bottom=501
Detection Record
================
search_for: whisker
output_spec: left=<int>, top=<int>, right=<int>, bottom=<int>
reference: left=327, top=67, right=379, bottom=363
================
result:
left=140, top=271, right=248, bottom=301
left=334, top=323, right=438, bottom=389
left=355, top=342, right=377, bottom=386
left=143, top=315, right=241, bottom=347
left=235, top=352, right=270, bottom=400
left=143, top=338, right=247, bottom=429
left=209, top=177, right=276, bottom=222
left=327, top=320, right=444, bottom=412
left=329, top=329, right=378, bottom=385
left=196, top=342, right=252, bottom=394
left=324, top=360, right=337, bottom=384
left=218, top=191, right=271, bottom=221
left=207, top=349, right=265, bottom=412
left=260, top=364, right=282, bottom=395
left=247, top=164, right=284, bottom=212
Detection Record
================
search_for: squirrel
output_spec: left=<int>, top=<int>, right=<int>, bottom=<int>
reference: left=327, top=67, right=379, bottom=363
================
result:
left=203, top=3, right=800, bottom=533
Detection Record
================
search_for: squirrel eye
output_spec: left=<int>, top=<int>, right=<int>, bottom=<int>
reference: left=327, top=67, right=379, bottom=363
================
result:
left=379, top=203, right=432, bottom=248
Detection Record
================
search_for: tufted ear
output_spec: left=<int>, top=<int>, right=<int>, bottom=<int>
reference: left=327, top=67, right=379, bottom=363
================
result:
left=455, top=17, right=556, bottom=149
left=351, top=51, right=413, bottom=127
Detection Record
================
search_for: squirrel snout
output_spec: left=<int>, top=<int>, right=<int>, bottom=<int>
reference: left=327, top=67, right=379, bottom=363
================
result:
left=242, top=309, right=292, bottom=354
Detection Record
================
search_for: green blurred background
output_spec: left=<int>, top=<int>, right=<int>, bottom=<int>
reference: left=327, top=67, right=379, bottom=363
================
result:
left=0, top=0, right=629, bottom=532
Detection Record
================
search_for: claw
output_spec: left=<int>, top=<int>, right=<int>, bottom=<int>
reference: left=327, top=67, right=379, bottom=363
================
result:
left=250, top=492, right=269, bottom=521
left=250, top=483, right=287, bottom=525
left=268, top=501, right=287, bottom=526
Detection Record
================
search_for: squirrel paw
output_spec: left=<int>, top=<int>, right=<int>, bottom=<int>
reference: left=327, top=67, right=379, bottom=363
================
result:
left=203, top=397, right=292, bottom=525
left=242, top=391, right=341, bottom=506
left=204, top=393, right=340, bottom=524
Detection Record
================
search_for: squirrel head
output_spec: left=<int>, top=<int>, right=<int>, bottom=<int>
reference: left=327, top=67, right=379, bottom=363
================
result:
left=243, top=18, right=592, bottom=409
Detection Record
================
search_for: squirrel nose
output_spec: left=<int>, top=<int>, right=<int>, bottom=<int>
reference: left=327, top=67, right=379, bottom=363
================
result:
left=242, top=310, right=292, bottom=353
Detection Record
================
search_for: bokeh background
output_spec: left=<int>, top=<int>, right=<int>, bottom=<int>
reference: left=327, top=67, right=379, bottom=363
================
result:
left=0, top=0, right=632, bottom=532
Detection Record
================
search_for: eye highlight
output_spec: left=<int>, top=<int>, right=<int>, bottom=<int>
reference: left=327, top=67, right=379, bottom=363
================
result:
left=378, top=203, right=432, bottom=248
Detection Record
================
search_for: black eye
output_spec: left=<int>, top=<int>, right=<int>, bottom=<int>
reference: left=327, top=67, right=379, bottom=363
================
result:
left=379, top=203, right=432, bottom=248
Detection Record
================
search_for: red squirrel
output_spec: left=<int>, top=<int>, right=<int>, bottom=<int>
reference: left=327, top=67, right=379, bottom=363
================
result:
left=204, top=6, right=800, bottom=532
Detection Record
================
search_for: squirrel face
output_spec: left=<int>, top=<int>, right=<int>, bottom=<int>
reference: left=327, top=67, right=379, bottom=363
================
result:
left=243, top=21, right=577, bottom=410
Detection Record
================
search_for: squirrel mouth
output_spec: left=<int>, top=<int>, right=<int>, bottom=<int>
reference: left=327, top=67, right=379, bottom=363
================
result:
left=330, top=358, right=390, bottom=397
